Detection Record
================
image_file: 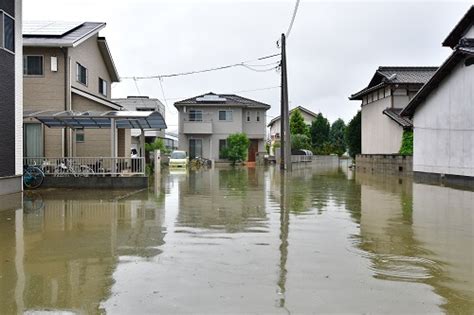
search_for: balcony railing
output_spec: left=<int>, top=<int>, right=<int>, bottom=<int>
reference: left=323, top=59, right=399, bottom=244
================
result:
left=24, top=157, right=145, bottom=177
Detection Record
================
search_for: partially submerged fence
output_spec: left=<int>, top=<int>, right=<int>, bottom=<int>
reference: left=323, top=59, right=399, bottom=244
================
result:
left=24, top=157, right=145, bottom=177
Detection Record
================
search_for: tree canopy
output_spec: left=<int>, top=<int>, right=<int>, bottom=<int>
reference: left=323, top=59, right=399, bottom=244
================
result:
left=291, top=134, right=312, bottom=151
left=346, top=111, right=361, bottom=158
left=310, top=113, right=330, bottom=152
left=290, top=109, right=309, bottom=136
left=329, top=118, right=347, bottom=156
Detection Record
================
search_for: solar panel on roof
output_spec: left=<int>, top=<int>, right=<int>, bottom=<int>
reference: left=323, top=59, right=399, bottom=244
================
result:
left=23, top=21, right=83, bottom=36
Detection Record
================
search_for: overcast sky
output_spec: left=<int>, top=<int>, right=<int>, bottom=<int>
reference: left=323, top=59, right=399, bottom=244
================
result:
left=24, top=0, right=472, bottom=133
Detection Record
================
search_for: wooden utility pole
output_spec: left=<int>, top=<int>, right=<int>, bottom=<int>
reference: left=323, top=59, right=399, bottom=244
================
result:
left=280, top=33, right=292, bottom=171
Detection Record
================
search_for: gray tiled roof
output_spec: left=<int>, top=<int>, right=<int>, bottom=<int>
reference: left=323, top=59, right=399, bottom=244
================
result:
left=382, top=108, right=412, bottom=128
left=23, top=21, right=105, bottom=47
left=376, top=67, right=438, bottom=84
left=350, top=66, right=438, bottom=100
left=174, top=92, right=271, bottom=109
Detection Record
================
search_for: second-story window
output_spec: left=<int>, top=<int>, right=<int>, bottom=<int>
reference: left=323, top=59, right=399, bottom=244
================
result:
left=2, top=13, right=15, bottom=53
left=189, top=110, right=202, bottom=122
left=246, top=111, right=251, bottom=122
left=76, top=62, right=88, bottom=85
left=99, top=78, right=108, bottom=97
left=256, top=111, right=261, bottom=122
left=23, top=56, right=44, bottom=76
left=218, top=110, right=233, bottom=121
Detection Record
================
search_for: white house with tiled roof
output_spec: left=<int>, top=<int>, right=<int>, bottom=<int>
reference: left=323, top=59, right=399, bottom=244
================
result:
left=350, top=66, right=437, bottom=154
left=174, top=93, right=270, bottom=163
left=267, top=106, right=317, bottom=141
left=401, top=5, right=474, bottom=183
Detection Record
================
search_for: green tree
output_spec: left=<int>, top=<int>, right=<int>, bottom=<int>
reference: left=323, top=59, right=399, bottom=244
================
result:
left=290, top=109, right=309, bottom=136
left=310, top=113, right=330, bottom=152
left=223, top=133, right=250, bottom=166
left=346, top=111, right=361, bottom=158
left=329, top=118, right=347, bottom=156
left=291, top=134, right=312, bottom=151
left=399, top=129, right=413, bottom=155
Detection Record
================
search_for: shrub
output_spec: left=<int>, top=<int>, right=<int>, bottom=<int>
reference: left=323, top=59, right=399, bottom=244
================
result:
left=346, top=111, right=361, bottom=158
left=399, top=129, right=413, bottom=155
left=223, top=133, right=250, bottom=166
left=291, top=134, right=312, bottom=151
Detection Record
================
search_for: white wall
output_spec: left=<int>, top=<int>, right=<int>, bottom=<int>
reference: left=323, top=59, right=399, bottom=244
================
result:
left=15, top=0, right=22, bottom=176
left=361, top=96, right=404, bottom=154
left=413, top=59, right=474, bottom=177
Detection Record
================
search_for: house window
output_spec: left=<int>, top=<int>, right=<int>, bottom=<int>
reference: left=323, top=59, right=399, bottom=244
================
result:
left=2, top=12, right=15, bottom=53
left=99, top=78, right=108, bottom=96
left=23, top=56, right=44, bottom=76
left=76, top=129, right=85, bottom=142
left=218, top=110, right=233, bottom=121
left=256, top=111, right=261, bottom=122
left=246, top=111, right=251, bottom=122
left=189, top=110, right=203, bottom=122
left=219, top=139, right=227, bottom=159
left=76, top=62, right=88, bottom=85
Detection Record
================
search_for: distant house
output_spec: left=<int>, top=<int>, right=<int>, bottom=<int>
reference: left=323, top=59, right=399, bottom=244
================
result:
left=174, top=93, right=270, bottom=162
left=401, top=6, right=474, bottom=182
left=0, top=0, right=22, bottom=195
left=350, top=66, right=437, bottom=154
left=22, top=21, right=129, bottom=158
left=114, top=96, right=166, bottom=155
left=267, top=106, right=317, bottom=140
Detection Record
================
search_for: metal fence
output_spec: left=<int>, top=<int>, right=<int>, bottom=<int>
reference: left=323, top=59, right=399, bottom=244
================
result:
left=24, top=157, right=145, bottom=177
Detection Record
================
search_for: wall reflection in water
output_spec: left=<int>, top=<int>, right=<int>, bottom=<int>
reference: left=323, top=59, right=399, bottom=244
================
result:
left=0, top=189, right=165, bottom=314
left=355, top=172, right=474, bottom=313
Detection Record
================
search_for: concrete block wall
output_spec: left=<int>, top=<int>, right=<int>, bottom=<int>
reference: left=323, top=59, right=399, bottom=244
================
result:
left=356, top=154, right=413, bottom=177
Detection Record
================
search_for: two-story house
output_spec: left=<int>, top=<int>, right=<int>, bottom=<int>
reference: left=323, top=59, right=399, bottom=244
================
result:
left=22, top=21, right=129, bottom=158
left=174, top=93, right=271, bottom=163
left=0, top=0, right=22, bottom=196
left=267, top=106, right=317, bottom=140
left=349, top=66, right=437, bottom=154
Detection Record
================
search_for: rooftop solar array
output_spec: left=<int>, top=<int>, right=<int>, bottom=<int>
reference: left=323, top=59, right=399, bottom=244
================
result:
left=23, top=21, right=83, bottom=36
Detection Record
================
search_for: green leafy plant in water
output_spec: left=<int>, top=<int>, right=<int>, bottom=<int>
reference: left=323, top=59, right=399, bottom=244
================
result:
left=145, top=138, right=170, bottom=154
left=399, top=129, right=413, bottom=155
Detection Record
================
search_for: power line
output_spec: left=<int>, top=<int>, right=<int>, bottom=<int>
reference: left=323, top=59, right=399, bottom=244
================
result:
left=120, top=53, right=281, bottom=80
left=286, top=0, right=301, bottom=39
left=163, top=85, right=281, bottom=101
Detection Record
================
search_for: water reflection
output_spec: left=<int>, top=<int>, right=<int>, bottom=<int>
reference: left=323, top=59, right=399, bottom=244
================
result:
left=177, top=168, right=267, bottom=233
left=0, top=188, right=165, bottom=314
left=0, top=166, right=472, bottom=313
left=355, top=172, right=474, bottom=313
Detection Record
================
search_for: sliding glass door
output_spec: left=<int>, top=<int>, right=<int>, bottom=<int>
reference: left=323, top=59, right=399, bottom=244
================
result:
left=189, top=139, right=202, bottom=159
left=24, top=123, right=43, bottom=157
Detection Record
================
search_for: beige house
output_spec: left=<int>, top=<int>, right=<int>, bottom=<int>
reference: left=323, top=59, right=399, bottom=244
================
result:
left=22, top=21, right=130, bottom=158
left=349, top=67, right=437, bottom=154
left=267, top=106, right=317, bottom=140
left=174, top=93, right=270, bottom=163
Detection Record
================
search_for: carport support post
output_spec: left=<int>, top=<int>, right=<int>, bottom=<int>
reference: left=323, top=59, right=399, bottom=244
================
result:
left=140, top=129, right=145, bottom=158
left=111, top=118, right=117, bottom=175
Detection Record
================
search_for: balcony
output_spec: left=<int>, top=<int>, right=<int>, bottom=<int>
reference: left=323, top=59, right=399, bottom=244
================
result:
left=183, top=121, right=213, bottom=134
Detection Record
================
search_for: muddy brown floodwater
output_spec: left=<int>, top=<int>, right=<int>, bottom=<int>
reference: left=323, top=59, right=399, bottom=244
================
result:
left=0, top=165, right=473, bottom=314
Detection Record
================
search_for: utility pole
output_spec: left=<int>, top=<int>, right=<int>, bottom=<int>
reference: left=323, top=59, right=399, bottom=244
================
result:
left=280, top=33, right=291, bottom=171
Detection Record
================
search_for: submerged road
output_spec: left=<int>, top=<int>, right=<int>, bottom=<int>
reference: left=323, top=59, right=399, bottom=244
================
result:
left=0, top=165, right=473, bottom=314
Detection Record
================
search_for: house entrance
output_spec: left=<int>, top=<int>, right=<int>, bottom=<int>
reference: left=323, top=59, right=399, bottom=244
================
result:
left=248, top=139, right=259, bottom=162
left=189, top=139, right=202, bottom=159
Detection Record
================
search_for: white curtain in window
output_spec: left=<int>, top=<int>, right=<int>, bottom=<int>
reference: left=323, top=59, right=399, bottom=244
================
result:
left=24, top=124, right=43, bottom=157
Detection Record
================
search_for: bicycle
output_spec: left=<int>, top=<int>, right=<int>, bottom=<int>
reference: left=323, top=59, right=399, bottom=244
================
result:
left=54, top=159, right=95, bottom=177
left=23, top=165, right=45, bottom=189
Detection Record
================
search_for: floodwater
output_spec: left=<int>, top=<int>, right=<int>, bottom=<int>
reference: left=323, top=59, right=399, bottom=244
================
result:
left=0, top=165, right=473, bottom=314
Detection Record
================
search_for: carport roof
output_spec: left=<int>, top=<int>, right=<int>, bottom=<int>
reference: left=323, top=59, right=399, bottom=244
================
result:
left=24, top=110, right=167, bottom=130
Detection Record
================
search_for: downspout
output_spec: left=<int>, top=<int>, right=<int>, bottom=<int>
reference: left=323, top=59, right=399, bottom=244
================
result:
left=62, top=47, right=72, bottom=156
